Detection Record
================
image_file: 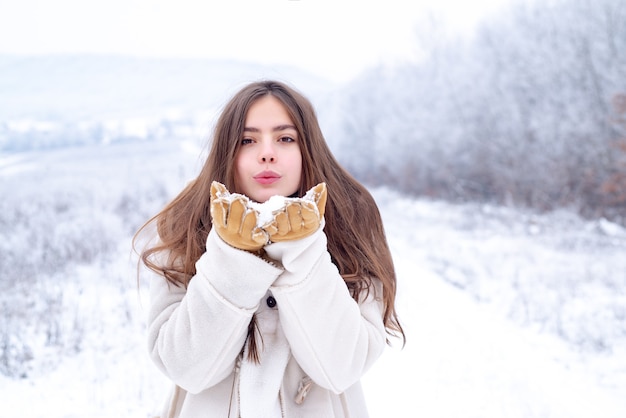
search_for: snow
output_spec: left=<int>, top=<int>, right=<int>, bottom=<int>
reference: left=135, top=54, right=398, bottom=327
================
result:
left=214, top=188, right=288, bottom=227
left=249, top=195, right=288, bottom=227
left=1, top=139, right=625, bottom=418
left=362, top=199, right=626, bottom=418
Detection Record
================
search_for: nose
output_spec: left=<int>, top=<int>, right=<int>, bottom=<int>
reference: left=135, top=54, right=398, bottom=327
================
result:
left=259, top=141, right=276, bottom=163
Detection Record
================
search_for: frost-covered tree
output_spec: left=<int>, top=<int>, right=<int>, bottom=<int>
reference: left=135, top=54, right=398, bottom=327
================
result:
left=331, top=0, right=626, bottom=223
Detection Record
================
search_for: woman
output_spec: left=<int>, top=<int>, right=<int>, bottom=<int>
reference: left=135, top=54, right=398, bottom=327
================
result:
left=134, top=80, right=404, bottom=417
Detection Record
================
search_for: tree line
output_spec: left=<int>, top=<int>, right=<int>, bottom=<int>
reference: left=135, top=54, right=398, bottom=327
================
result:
left=329, top=0, right=626, bottom=224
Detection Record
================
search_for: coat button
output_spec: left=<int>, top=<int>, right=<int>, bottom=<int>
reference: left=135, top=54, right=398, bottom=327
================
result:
left=266, top=296, right=277, bottom=308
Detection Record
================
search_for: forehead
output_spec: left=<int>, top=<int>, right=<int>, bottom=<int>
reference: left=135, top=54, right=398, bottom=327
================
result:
left=246, top=96, right=294, bottom=123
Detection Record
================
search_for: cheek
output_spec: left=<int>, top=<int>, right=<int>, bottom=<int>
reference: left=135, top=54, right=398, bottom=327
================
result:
left=234, top=153, right=247, bottom=184
left=295, top=155, right=303, bottom=176
left=290, top=152, right=303, bottom=181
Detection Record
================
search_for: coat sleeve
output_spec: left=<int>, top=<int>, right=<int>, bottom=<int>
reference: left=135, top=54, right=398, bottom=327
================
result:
left=146, top=228, right=283, bottom=394
left=265, top=226, right=387, bottom=394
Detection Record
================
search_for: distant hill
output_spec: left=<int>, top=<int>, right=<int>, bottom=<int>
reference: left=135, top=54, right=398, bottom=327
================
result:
left=0, top=54, right=337, bottom=151
left=0, top=54, right=335, bottom=122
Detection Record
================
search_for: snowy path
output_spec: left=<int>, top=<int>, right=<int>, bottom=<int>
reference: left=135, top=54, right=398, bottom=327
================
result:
left=364, top=192, right=626, bottom=418
left=364, top=248, right=626, bottom=417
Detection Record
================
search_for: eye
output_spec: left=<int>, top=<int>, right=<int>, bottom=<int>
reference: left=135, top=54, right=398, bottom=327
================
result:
left=241, top=138, right=254, bottom=145
left=279, top=136, right=296, bottom=143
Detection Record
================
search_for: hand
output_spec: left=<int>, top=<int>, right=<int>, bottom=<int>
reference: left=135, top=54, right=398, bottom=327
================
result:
left=210, top=182, right=268, bottom=251
left=265, top=183, right=327, bottom=243
left=308, top=182, right=327, bottom=220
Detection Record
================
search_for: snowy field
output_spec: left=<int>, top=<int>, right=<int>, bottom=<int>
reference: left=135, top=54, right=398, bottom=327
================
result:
left=1, top=139, right=626, bottom=418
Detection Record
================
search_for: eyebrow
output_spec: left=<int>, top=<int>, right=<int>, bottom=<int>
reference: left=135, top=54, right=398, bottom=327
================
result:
left=243, top=124, right=297, bottom=133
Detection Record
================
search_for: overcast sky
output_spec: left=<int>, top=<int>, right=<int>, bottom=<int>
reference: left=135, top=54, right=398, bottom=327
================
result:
left=0, top=0, right=512, bottom=82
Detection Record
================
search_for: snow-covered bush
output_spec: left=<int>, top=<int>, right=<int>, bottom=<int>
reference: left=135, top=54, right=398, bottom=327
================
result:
left=0, top=140, right=198, bottom=377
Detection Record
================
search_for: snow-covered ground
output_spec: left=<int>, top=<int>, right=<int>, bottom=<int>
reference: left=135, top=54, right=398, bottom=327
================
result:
left=364, top=194, right=626, bottom=418
left=1, top=139, right=625, bottom=417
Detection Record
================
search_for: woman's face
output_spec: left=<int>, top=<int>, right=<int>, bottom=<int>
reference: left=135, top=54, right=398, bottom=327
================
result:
left=234, top=95, right=303, bottom=203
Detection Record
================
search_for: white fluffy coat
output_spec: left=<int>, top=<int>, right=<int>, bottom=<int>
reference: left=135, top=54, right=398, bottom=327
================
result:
left=147, top=225, right=387, bottom=417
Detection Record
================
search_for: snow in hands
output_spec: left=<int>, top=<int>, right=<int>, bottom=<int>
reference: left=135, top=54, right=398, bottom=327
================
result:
left=211, top=181, right=321, bottom=228
left=249, top=195, right=288, bottom=227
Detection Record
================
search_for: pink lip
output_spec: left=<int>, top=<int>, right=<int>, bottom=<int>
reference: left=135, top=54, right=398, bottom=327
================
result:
left=254, top=171, right=281, bottom=185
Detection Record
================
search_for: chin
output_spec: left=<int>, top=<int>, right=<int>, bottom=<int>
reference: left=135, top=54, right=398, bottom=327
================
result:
left=249, top=191, right=273, bottom=203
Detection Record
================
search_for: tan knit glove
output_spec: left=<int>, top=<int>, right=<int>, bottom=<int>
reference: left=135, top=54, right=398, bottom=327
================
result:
left=265, top=183, right=327, bottom=243
left=210, top=181, right=268, bottom=251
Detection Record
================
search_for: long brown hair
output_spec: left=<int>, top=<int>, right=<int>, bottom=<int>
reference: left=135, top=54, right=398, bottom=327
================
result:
left=134, top=80, right=405, bottom=349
